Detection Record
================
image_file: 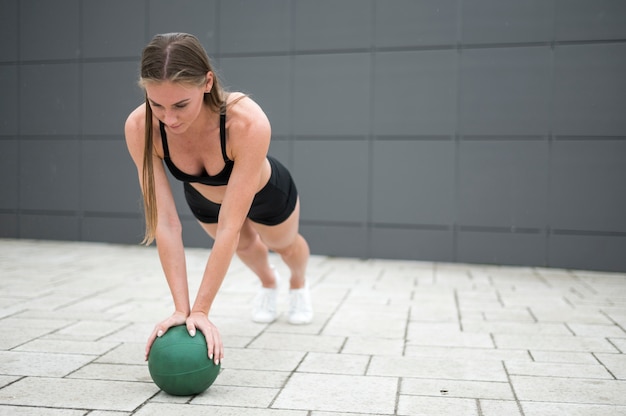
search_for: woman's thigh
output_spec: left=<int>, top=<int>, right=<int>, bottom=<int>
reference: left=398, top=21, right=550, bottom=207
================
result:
left=196, top=198, right=300, bottom=251
left=251, top=198, right=301, bottom=252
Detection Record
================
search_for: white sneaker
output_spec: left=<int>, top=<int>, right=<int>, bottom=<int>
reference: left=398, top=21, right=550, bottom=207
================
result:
left=288, top=285, right=313, bottom=325
left=251, top=268, right=279, bottom=323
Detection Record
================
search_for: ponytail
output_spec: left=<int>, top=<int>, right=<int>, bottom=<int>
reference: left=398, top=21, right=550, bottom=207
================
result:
left=141, top=96, right=157, bottom=245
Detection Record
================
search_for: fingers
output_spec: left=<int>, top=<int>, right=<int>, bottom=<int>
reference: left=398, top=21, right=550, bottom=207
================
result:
left=210, top=328, right=224, bottom=365
left=145, top=313, right=187, bottom=360
left=144, top=326, right=161, bottom=361
left=185, top=321, right=197, bottom=337
left=203, top=325, right=221, bottom=365
left=187, top=315, right=223, bottom=365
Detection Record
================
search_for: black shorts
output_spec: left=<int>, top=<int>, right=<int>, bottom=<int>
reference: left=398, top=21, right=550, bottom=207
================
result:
left=183, top=156, right=298, bottom=226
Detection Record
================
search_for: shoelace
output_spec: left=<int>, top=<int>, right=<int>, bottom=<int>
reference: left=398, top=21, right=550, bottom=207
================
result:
left=256, top=289, right=275, bottom=311
left=290, top=291, right=308, bottom=313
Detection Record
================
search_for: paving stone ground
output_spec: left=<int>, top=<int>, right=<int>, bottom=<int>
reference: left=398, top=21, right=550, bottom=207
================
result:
left=1, top=239, right=625, bottom=415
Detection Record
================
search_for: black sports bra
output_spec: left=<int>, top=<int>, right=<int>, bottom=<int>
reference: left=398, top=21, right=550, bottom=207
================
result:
left=159, top=106, right=233, bottom=186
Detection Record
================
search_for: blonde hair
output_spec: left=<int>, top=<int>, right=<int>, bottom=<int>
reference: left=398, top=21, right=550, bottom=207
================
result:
left=138, top=33, right=226, bottom=245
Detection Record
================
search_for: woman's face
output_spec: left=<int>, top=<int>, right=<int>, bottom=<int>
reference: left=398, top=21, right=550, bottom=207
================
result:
left=145, top=75, right=212, bottom=134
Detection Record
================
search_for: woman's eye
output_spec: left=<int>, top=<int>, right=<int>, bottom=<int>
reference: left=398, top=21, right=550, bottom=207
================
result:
left=175, top=104, right=187, bottom=109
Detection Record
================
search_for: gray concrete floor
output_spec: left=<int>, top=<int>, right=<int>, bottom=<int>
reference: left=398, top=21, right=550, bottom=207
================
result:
left=1, top=239, right=625, bottom=415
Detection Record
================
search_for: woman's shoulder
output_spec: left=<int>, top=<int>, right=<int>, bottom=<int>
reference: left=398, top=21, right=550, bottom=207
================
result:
left=124, top=103, right=163, bottom=160
left=125, top=103, right=146, bottom=135
left=224, top=93, right=269, bottom=133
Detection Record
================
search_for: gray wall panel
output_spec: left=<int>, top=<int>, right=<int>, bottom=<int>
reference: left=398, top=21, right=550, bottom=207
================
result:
left=460, top=47, right=551, bottom=136
left=148, top=0, right=218, bottom=54
left=0, top=140, right=18, bottom=210
left=19, top=214, right=80, bottom=241
left=19, top=0, right=80, bottom=61
left=295, top=0, right=372, bottom=51
left=300, top=224, right=367, bottom=258
left=82, top=62, right=143, bottom=135
left=82, top=216, right=144, bottom=244
left=219, top=0, right=291, bottom=54
left=556, top=0, right=626, bottom=41
left=294, top=140, right=369, bottom=223
left=458, top=140, right=548, bottom=228
left=181, top=217, right=214, bottom=248
left=20, top=63, right=80, bottom=135
left=371, top=227, right=454, bottom=262
left=372, top=140, right=454, bottom=225
left=82, top=0, right=145, bottom=59
left=550, top=140, right=626, bottom=233
left=294, top=53, right=370, bottom=136
left=81, top=140, right=140, bottom=214
left=374, top=50, right=457, bottom=136
left=0, top=0, right=18, bottom=62
left=375, top=0, right=457, bottom=48
left=457, top=230, right=546, bottom=267
left=19, top=140, right=80, bottom=211
left=219, top=56, right=292, bottom=136
left=462, top=0, right=553, bottom=44
left=0, top=214, right=18, bottom=238
left=0, top=65, right=18, bottom=135
left=268, top=141, right=291, bottom=169
left=550, top=233, right=626, bottom=272
left=554, top=44, right=626, bottom=136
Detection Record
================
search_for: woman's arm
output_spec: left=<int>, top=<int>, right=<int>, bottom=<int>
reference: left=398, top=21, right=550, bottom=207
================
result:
left=124, top=105, right=191, bottom=356
left=190, top=97, right=271, bottom=316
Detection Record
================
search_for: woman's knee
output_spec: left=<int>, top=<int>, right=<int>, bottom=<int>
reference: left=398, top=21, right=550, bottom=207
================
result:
left=236, top=222, right=263, bottom=255
left=271, top=233, right=308, bottom=259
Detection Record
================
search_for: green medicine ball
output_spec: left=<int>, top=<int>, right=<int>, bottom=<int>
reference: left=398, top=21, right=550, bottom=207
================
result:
left=148, top=325, right=221, bottom=396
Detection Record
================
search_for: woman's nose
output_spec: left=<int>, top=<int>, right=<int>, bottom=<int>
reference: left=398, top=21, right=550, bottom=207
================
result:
left=163, top=110, right=177, bottom=125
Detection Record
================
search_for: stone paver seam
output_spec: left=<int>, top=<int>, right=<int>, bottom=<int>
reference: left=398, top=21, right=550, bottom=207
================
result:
left=475, top=398, right=484, bottom=416
left=502, top=361, right=527, bottom=416
left=267, top=351, right=310, bottom=410
left=489, top=332, right=498, bottom=349
left=533, top=269, right=553, bottom=289
left=401, top=306, right=411, bottom=357
left=454, top=289, right=464, bottom=332
left=600, top=310, right=626, bottom=335
left=591, top=352, right=619, bottom=380
left=243, top=322, right=273, bottom=349
left=494, top=288, right=505, bottom=308
left=574, top=273, right=600, bottom=296
left=129, top=387, right=162, bottom=415
left=316, top=287, right=352, bottom=336
left=607, top=338, right=624, bottom=354
left=564, top=323, right=577, bottom=336
left=62, top=352, right=105, bottom=380
left=336, top=336, right=349, bottom=354
left=4, top=317, right=65, bottom=351
left=1, top=375, right=25, bottom=392
left=363, top=355, right=374, bottom=376
left=393, top=377, right=401, bottom=415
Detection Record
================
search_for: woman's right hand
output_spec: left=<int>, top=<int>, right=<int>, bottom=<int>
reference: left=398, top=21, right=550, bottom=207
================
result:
left=145, top=311, right=189, bottom=360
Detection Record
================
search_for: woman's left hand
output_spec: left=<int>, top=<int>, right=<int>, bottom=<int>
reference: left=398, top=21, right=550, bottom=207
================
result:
left=186, top=311, right=223, bottom=365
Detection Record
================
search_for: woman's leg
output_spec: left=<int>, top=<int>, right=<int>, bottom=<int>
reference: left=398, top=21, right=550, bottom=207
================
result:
left=250, top=199, right=310, bottom=289
left=198, top=221, right=277, bottom=288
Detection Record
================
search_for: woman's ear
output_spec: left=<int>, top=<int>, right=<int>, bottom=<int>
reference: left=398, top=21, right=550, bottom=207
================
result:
left=205, top=71, right=214, bottom=93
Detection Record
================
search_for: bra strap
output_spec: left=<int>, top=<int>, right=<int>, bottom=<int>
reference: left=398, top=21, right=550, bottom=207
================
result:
left=159, top=121, right=170, bottom=158
left=219, top=105, right=230, bottom=162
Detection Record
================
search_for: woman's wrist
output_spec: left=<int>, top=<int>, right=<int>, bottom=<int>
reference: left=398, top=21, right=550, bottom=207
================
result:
left=190, top=308, right=209, bottom=316
left=173, top=308, right=191, bottom=317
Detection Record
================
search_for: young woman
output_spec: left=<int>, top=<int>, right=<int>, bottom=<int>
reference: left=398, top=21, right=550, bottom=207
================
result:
left=125, top=33, right=313, bottom=365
